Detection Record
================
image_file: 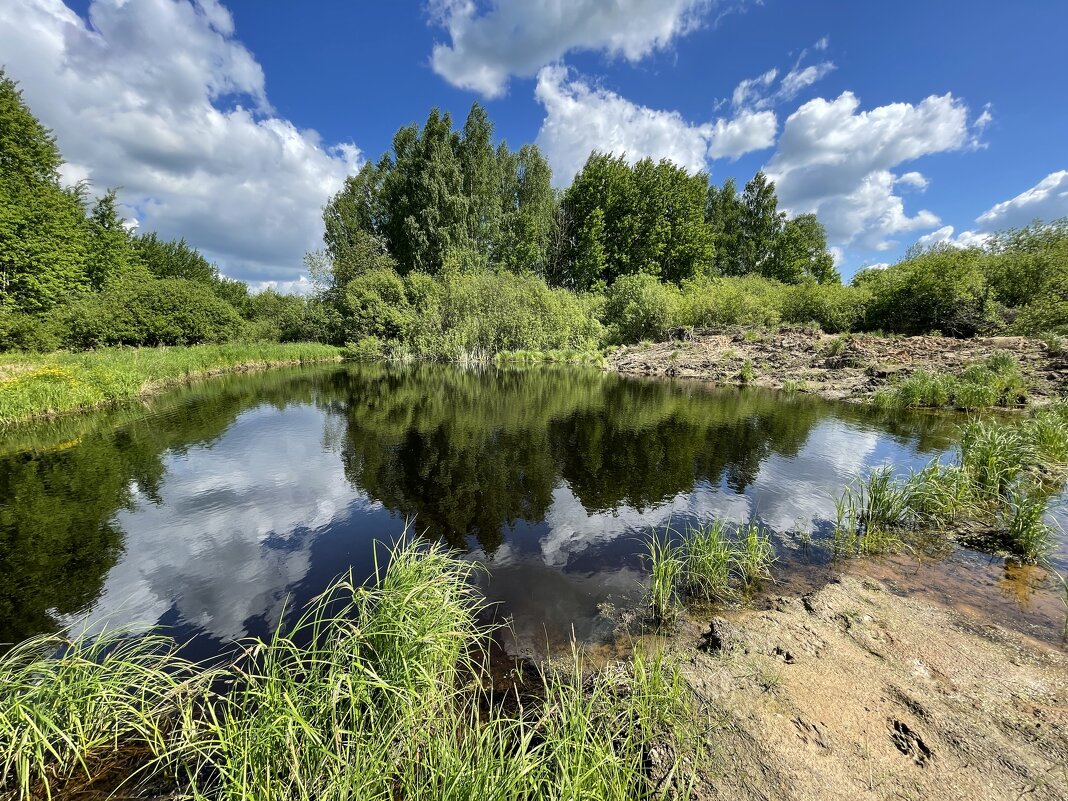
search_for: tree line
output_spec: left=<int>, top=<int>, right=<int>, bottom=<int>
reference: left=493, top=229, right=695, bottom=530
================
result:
left=1, top=64, right=1064, bottom=357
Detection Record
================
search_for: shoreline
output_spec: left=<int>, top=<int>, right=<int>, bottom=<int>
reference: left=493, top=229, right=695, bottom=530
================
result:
left=0, top=343, right=344, bottom=427
left=606, top=328, right=1066, bottom=406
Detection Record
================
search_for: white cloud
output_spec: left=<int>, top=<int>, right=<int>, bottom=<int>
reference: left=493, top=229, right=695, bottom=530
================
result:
left=915, top=225, right=989, bottom=250
left=732, top=68, right=778, bottom=109
left=534, top=66, right=775, bottom=183
left=896, top=171, right=929, bottom=190
left=766, top=91, right=977, bottom=250
left=731, top=39, right=836, bottom=111
left=776, top=61, right=836, bottom=104
left=0, top=0, right=359, bottom=286
left=428, top=0, right=718, bottom=97
left=976, top=170, right=1068, bottom=229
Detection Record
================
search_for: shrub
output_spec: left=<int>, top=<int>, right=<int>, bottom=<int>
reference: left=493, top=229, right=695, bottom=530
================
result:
left=61, top=278, right=244, bottom=348
left=677, top=275, right=782, bottom=329
left=858, top=246, right=999, bottom=337
left=779, top=282, right=870, bottom=333
left=0, top=309, right=61, bottom=352
left=601, top=273, right=680, bottom=344
left=341, top=267, right=415, bottom=343
left=407, top=269, right=602, bottom=359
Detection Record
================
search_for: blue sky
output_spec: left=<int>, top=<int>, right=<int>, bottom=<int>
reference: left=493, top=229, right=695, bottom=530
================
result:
left=2, top=1, right=1066, bottom=288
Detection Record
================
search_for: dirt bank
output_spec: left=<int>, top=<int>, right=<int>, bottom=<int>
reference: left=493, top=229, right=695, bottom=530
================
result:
left=672, top=575, right=1068, bottom=800
left=608, top=328, right=1067, bottom=403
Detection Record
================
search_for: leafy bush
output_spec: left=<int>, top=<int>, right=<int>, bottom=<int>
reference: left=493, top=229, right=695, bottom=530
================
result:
left=601, top=273, right=680, bottom=344
left=0, top=309, right=61, bottom=352
left=407, top=268, right=603, bottom=358
left=857, top=246, right=999, bottom=336
left=677, top=276, right=782, bottom=329
left=61, top=278, right=244, bottom=348
left=779, top=282, right=870, bottom=333
left=341, top=267, right=415, bottom=343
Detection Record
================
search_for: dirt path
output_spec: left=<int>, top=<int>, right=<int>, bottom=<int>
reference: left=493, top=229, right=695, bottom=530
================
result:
left=608, top=329, right=1067, bottom=403
left=674, top=575, right=1068, bottom=800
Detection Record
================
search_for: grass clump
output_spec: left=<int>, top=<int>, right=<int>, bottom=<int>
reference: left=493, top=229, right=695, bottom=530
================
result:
left=0, top=629, right=208, bottom=800
left=875, top=352, right=1029, bottom=411
left=1, top=539, right=701, bottom=801
left=834, top=404, right=1068, bottom=562
left=647, top=519, right=778, bottom=618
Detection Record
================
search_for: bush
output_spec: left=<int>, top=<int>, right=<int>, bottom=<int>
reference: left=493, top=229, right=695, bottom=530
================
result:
left=341, top=267, right=415, bottom=343
left=602, top=273, right=680, bottom=344
left=858, top=246, right=999, bottom=336
left=0, top=308, right=61, bottom=352
left=61, top=278, right=244, bottom=348
left=779, top=282, right=870, bottom=333
left=407, top=268, right=603, bottom=358
left=677, top=276, right=782, bottom=329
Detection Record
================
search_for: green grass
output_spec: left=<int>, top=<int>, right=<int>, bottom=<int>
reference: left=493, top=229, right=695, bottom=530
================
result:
left=833, top=404, right=1068, bottom=563
left=873, top=351, right=1029, bottom=410
left=648, top=519, right=778, bottom=614
left=1, top=540, right=699, bottom=801
left=0, top=343, right=342, bottom=426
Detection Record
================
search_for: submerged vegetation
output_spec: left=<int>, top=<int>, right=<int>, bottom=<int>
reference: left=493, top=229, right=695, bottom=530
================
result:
left=0, top=541, right=699, bottom=801
left=834, top=402, right=1068, bottom=562
left=0, top=343, right=342, bottom=425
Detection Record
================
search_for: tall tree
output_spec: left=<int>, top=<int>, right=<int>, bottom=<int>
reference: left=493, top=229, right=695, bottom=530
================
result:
left=86, top=189, right=136, bottom=289
left=739, top=171, right=784, bottom=277
left=458, top=103, right=501, bottom=257
left=381, top=110, right=469, bottom=275
left=0, top=70, right=90, bottom=311
left=771, top=214, right=839, bottom=284
left=706, top=178, right=744, bottom=276
left=497, top=143, right=555, bottom=276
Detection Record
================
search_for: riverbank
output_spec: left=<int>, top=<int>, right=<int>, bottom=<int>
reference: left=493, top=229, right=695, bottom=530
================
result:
left=608, top=328, right=1067, bottom=405
left=673, top=573, right=1068, bottom=801
left=0, top=343, right=343, bottom=426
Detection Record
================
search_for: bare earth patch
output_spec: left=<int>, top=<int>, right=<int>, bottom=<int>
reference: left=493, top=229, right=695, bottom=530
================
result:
left=674, top=576, right=1068, bottom=800
left=608, top=329, right=1067, bottom=403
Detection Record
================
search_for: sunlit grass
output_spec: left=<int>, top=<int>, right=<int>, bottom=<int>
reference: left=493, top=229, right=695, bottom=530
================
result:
left=873, top=351, right=1029, bottom=410
left=1, top=539, right=700, bottom=801
left=0, top=343, right=342, bottom=426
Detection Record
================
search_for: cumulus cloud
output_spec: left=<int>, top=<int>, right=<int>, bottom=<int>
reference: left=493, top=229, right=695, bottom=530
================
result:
left=765, top=91, right=979, bottom=250
left=0, top=0, right=359, bottom=287
left=428, top=0, right=719, bottom=97
left=976, top=170, right=1068, bottom=229
left=534, top=66, right=775, bottom=183
left=915, top=225, right=990, bottom=250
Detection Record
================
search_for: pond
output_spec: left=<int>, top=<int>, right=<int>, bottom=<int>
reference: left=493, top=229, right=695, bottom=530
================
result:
left=1, top=363, right=1064, bottom=659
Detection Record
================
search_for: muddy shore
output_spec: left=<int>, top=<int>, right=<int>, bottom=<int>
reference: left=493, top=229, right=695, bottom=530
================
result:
left=607, top=328, right=1067, bottom=404
left=670, top=574, right=1068, bottom=800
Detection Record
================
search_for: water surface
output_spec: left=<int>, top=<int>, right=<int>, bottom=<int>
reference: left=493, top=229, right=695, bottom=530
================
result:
left=1, top=363, right=1063, bottom=657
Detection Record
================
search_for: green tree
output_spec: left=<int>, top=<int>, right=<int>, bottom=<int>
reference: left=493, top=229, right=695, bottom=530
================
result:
left=86, top=189, right=137, bottom=289
left=497, top=143, right=556, bottom=276
left=381, top=110, right=469, bottom=275
left=706, top=178, right=745, bottom=277
left=134, top=232, right=218, bottom=284
left=771, top=213, right=839, bottom=284
left=0, top=70, right=90, bottom=312
left=458, top=103, right=502, bottom=257
left=739, top=171, right=785, bottom=277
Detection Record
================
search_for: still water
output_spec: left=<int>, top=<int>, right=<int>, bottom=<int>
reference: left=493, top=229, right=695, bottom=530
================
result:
left=1, top=363, right=1060, bottom=658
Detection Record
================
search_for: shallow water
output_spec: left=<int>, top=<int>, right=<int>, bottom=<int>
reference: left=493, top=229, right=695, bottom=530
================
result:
left=0, top=363, right=1063, bottom=658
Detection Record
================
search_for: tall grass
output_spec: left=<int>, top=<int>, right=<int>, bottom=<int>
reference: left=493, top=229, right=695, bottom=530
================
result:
left=1, top=540, right=699, bottom=801
left=0, top=343, right=342, bottom=426
left=647, top=519, right=778, bottom=618
left=0, top=629, right=208, bottom=800
left=834, top=404, right=1068, bottom=562
left=873, top=352, right=1029, bottom=410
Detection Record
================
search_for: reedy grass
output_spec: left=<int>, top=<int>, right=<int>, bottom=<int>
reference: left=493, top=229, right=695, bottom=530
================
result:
left=2, top=539, right=699, bottom=801
left=0, top=628, right=210, bottom=800
left=0, top=343, right=342, bottom=426
left=873, top=352, right=1029, bottom=410
left=834, top=404, right=1068, bottom=562
left=647, top=519, right=778, bottom=618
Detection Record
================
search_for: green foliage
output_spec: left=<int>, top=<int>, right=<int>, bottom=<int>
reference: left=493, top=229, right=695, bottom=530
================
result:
left=778, top=282, right=869, bottom=333
left=677, top=276, right=783, bottom=329
left=984, top=219, right=1068, bottom=335
left=858, top=245, right=997, bottom=336
left=645, top=532, right=683, bottom=624
left=602, top=272, right=680, bottom=343
left=61, top=278, right=244, bottom=348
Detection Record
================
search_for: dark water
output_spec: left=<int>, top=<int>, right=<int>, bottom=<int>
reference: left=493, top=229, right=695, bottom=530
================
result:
left=1, top=364, right=1063, bottom=658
